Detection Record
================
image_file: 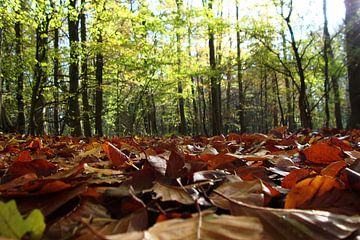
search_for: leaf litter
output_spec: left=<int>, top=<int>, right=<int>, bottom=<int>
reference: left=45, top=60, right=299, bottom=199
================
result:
left=0, top=128, right=359, bottom=239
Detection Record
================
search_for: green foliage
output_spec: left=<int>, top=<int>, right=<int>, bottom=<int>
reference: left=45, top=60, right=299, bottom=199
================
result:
left=0, top=200, right=45, bottom=239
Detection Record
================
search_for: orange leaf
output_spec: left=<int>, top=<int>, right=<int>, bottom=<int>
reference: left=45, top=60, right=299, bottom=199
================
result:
left=102, top=141, right=129, bottom=168
left=303, top=142, right=343, bottom=164
left=281, top=169, right=312, bottom=189
left=285, top=175, right=342, bottom=209
left=39, top=180, right=71, bottom=194
left=321, top=161, right=347, bottom=177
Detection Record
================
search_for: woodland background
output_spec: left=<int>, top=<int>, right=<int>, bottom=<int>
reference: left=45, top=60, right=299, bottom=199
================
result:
left=0, top=0, right=359, bottom=137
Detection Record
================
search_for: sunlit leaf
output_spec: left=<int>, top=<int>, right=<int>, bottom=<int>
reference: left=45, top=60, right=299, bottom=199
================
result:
left=0, top=200, right=45, bottom=239
left=213, top=190, right=360, bottom=240
left=106, top=212, right=263, bottom=240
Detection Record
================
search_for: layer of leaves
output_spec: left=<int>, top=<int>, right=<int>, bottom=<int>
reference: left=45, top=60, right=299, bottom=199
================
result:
left=0, top=129, right=359, bottom=239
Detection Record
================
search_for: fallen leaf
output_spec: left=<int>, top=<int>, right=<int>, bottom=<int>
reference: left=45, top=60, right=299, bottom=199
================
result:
left=285, top=175, right=343, bottom=209
left=303, top=142, right=344, bottom=164
left=105, top=212, right=263, bottom=240
left=281, top=169, right=312, bottom=189
left=0, top=200, right=45, bottom=239
left=152, top=182, right=194, bottom=205
left=321, top=161, right=347, bottom=177
left=213, top=189, right=360, bottom=240
left=103, top=141, right=129, bottom=168
left=210, top=179, right=270, bottom=209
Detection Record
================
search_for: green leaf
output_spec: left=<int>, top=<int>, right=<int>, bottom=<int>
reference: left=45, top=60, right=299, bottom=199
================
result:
left=0, top=200, right=45, bottom=239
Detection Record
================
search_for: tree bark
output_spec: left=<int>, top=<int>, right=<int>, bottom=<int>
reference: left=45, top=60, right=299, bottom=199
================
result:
left=176, top=0, right=187, bottom=135
left=15, top=19, right=25, bottom=133
left=95, top=32, right=103, bottom=136
left=284, top=1, right=312, bottom=129
left=345, top=0, right=360, bottom=129
left=53, top=26, right=60, bottom=135
left=0, top=28, right=14, bottom=132
left=81, top=0, right=92, bottom=137
left=68, top=0, right=82, bottom=136
left=236, top=0, right=245, bottom=133
left=30, top=17, right=50, bottom=135
left=323, top=0, right=330, bottom=127
left=207, top=0, right=221, bottom=135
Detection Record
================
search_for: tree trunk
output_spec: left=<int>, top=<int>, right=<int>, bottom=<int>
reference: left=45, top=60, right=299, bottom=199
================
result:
left=95, top=32, right=103, bottom=136
left=346, top=0, right=360, bottom=129
left=176, top=0, right=187, bottom=135
left=272, top=73, right=279, bottom=127
left=53, top=26, right=60, bottom=135
left=323, top=0, right=330, bottom=127
left=199, top=76, right=208, bottom=136
left=0, top=28, right=14, bottom=132
left=207, top=0, right=221, bottom=135
left=81, top=0, right=92, bottom=137
left=188, top=25, right=199, bottom=135
left=29, top=18, right=49, bottom=135
left=15, top=19, right=25, bottom=134
left=236, top=0, right=245, bottom=133
left=284, top=3, right=312, bottom=129
left=68, top=0, right=82, bottom=136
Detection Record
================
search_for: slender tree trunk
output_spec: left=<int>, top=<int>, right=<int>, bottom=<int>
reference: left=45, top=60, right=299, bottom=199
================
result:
left=81, top=0, right=92, bottom=137
left=323, top=2, right=343, bottom=129
left=199, top=76, right=208, bottom=136
left=0, top=28, right=13, bottom=132
left=236, top=0, right=245, bottom=133
left=225, top=59, right=231, bottom=133
left=284, top=3, right=312, bottom=129
left=272, top=73, right=279, bottom=127
left=51, top=0, right=60, bottom=135
left=95, top=33, right=103, bottom=136
left=280, top=0, right=294, bottom=131
left=323, top=0, right=330, bottom=127
left=275, top=73, right=285, bottom=126
left=346, top=0, right=360, bottom=129
left=188, top=25, right=199, bottom=135
left=53, top=26, right=60, bottom=135
left=150, top=93, right=157, bottom=135
left=176, top=0, right=187, bottom=135
left=207, top=0, right=221, bottom=135
left=15, top=20, right=25, bottom=133
left=30, top=18, right=49, bottom=135
left=68, top=0, right=82, bottom=136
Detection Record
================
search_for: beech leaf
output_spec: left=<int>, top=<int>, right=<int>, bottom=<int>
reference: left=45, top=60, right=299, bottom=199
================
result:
left=0, top=200, right=45, bottom=239
left=152, top=182, right=194, bottom=205
left=105, top=212, right=263, bottom=240
left=213, top=190, right=360, bottom=240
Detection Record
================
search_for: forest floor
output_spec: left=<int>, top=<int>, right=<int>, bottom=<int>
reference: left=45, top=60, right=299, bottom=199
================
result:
left=0, top=127, right=359, bottom=239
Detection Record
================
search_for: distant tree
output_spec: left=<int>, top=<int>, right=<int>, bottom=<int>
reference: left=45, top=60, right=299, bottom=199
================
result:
left=80, top=0, right=92, bottom=137
left=67, top=0, right=82, bottom=136
left=15, top=9, right=25, bottom=133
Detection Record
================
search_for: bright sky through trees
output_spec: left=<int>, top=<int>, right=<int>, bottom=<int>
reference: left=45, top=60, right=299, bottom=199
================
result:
left=184, top=0, right=345, bottom=33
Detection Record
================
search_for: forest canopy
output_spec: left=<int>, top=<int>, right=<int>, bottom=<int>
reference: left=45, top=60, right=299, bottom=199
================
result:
left=0, top=0, right=356, bottom=136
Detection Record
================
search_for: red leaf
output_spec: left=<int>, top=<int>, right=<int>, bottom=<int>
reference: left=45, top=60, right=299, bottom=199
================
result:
left=38, top=180, right=71, bottom=194
left=102, top=141, right=129, bottom=168
left=165, top=151, right=186, bottom=179
left=303, top=142, right=344, bottom=164
left=2, top=159, right=58, bottom=183
left=16, top=150, right=32, bottom=162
